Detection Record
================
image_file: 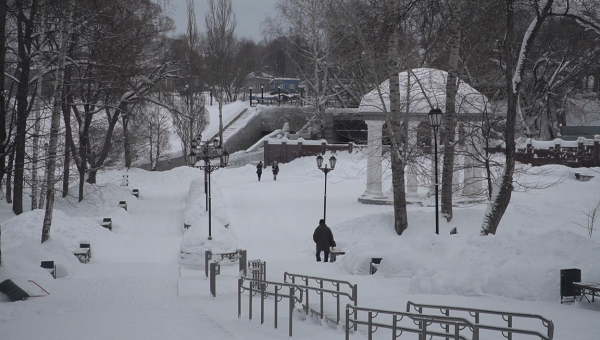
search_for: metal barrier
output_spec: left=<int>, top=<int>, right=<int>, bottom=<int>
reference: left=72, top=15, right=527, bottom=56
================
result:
left=248, top=259, right=266, bottom=290
left=406, top=301, right=554, bottom=340
left=238, top=276, right=303, bottom=337
left=209, top=262, right=220, bottom=297
left=284, top=272, right=358, bottom=326
left=204, top=249, right=247, bottom=278
left=346, top=304, right=477, bottom=340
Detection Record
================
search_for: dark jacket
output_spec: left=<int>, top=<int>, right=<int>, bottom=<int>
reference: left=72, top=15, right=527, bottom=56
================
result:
left=272, top=164, right=279, bottom=174
left=256, top=163, right=263, bottom=174
left=313, top=222, right=336, bottom=251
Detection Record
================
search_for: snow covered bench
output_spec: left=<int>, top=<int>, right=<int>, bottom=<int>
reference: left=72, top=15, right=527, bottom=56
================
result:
left=101, top=218, right=112, bottom=231
left=132, top=189, right=139, bottom=198
left=73, top=243, right=91, bottom=263
left=370, top=258, right=383, bottom=275
left=118, top=201, right=127, bottom=211
left=41, top=261, right=56, bottom=279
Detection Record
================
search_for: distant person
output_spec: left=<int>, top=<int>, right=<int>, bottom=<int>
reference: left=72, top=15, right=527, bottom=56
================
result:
left=256, top=161, right=263, bottom=181
left=313, top=219, right=336, bottom=262
left=272, top=161, right=280, bottom=181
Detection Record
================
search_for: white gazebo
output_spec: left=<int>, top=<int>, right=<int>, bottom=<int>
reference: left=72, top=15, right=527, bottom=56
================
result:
left=357, top=68, right=490, bottom=204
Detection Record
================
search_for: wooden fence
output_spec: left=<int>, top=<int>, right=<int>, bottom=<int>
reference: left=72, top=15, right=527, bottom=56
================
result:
left=488, top=137, right=600, bottom=168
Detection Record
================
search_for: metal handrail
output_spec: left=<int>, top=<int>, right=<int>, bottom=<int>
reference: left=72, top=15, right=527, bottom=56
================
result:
left=238, top=277, right=304, bottom=337
left=406, top=301, right=554, bottom=340
left=346, top=304, right=478, bottom=340
left=284, top=272, right=356, bottom=291
left=283, top=272, right=358, bottom=325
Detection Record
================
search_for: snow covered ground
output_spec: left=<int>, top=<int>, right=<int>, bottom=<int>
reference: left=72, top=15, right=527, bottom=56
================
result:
left=1, top=147, right=600, bottom=339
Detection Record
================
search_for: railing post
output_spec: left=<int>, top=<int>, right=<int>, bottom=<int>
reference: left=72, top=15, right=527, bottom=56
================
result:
left=209, top=262, right=219, bottom=297
left=205, top=250, right=212, bottom=278
left=578, top=138, right=585, bottom=166
left=274, top=286, right=279, bottom=329
left=320, top=280, right=324, bottom=319
left=260, top=280, right=265, bottom=324
left=289, top=286, right=294, bottom=337
left=238, top=278, right=242, bottom=318
left=249, top=280, right=253, bottom=321
left=345, top=305, right=351, bottom=340
left=239, top=249, right=247, bottom=276
left=506, top=315, right=513, bottom=340
left=336, top=282, right=341, bottom=324
left=368, top=311, right=373, bottom=340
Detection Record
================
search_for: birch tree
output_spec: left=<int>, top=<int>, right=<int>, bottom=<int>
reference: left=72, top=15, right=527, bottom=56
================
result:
left=41, top=0, right=72, bottom=243
left=204, top=0, right=236, bottom=147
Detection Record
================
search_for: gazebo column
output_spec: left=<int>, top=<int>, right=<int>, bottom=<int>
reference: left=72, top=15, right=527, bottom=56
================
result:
left=363, top=120, right=385, bottom=197
left=463, top=126, right=482, bottom=195
left=406, top=122, right=419, bottom=193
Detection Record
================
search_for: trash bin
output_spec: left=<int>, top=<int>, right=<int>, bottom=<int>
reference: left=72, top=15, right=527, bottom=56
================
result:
left=560, top=268, right=581, bottom=303
left=0, top=279, right=30, bottom=301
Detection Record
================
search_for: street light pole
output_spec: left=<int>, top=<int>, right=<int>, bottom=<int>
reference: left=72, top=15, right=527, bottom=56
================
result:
left=428, top=108, right=443, bottom=235
left=188, top=135, right=230, bottom=240
left=317, top=155, right=337, bottom=223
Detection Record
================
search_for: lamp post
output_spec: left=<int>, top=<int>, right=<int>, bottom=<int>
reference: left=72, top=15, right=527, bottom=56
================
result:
left=428, top=108, right=443, bottom=235
left=316, top=154, right=337, bottom=223
left=261, top=85, right=264, bottom=104
left=188, top=135, right=230, bottom=240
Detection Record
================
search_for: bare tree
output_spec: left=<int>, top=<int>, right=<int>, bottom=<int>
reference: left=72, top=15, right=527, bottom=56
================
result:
left=204, top=0, right=236, bottom=147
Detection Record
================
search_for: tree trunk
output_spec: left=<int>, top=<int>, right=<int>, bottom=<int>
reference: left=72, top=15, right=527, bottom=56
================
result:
left=42, top=0, right=71, bottom=243
left=388, top=0, right=408, bottom=235
left=481, top=0, right=554, bottom=235
left=6, top=137, right=15, bottom=204
left=14, top=0, right=38, bottom=215
left=441, top=6, right=461, bottom=222
left=123, top=114, right=131, bottom=168
left=62, top=130, right=70, bottom=198
left=0, top=0, right=6, bottom=266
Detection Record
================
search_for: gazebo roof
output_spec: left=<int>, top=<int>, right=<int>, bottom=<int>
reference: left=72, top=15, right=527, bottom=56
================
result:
left=359, top=68, right=490, bottom=115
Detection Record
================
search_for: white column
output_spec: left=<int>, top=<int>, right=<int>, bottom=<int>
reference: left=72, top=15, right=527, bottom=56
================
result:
left=406, top=122, right=418, bottom=193
left=363, top=120, right=385, bottom=197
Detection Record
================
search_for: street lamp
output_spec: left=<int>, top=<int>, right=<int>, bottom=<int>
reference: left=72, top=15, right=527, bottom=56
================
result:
left=316, top=154, right=337, bottom=223
left=428, top=108, right=443, bottom=235
left=188, top=135, right=229, bottom=240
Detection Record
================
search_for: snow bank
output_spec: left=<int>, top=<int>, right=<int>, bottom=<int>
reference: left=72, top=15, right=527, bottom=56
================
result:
left=333, top=211, right=600, bottom=302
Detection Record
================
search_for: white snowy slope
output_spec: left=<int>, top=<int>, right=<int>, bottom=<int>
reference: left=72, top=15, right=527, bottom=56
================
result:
left=1, top=149, right=600, bottom=340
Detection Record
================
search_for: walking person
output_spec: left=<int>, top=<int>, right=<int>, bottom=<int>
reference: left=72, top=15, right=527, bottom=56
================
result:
left=256, top=161, right=263, bottom=181
left=313, top=219, right=336, bottom=262
left=272, top=161, right=279, bottom=181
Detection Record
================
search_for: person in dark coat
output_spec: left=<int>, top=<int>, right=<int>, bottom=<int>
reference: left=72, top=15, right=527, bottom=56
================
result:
left=256, top=161, right=263, bottom=181
left=313, top=219, right=336, bottom=262
left=272, top=161, right=280, bottom=181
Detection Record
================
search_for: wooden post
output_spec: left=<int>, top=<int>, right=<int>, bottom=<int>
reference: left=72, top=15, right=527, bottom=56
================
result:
left=527, top=142, right=533, bottom=164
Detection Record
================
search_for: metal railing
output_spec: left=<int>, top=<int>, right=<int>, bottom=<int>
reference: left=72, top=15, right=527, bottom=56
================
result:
left=204, top=249, right=247, bottom=278
left=406, top=301, right=554, bottom=340
left=346, top=305, right=477, bottom=340
left=284, top=272, right=358, bottom=326
left=238, top=276, right=303, bottom=337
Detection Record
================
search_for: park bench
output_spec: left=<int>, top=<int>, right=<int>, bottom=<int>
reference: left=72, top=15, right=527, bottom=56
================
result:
left=41, top=261, right=56, bottom=279
left=575, top=172, right=594, bottom=181
left=118, top=201, right=127, bottom=211
left=101, top=218, right=112, bottom=231
left=73, top=243, right=91, bottom=263
left=370, top=257, right=383, bottom=275
left=132, top=189, right=139, bottom=198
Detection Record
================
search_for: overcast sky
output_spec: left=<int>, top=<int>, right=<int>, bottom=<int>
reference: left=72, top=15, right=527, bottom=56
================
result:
left=166, top=0, right=280, bottom=42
